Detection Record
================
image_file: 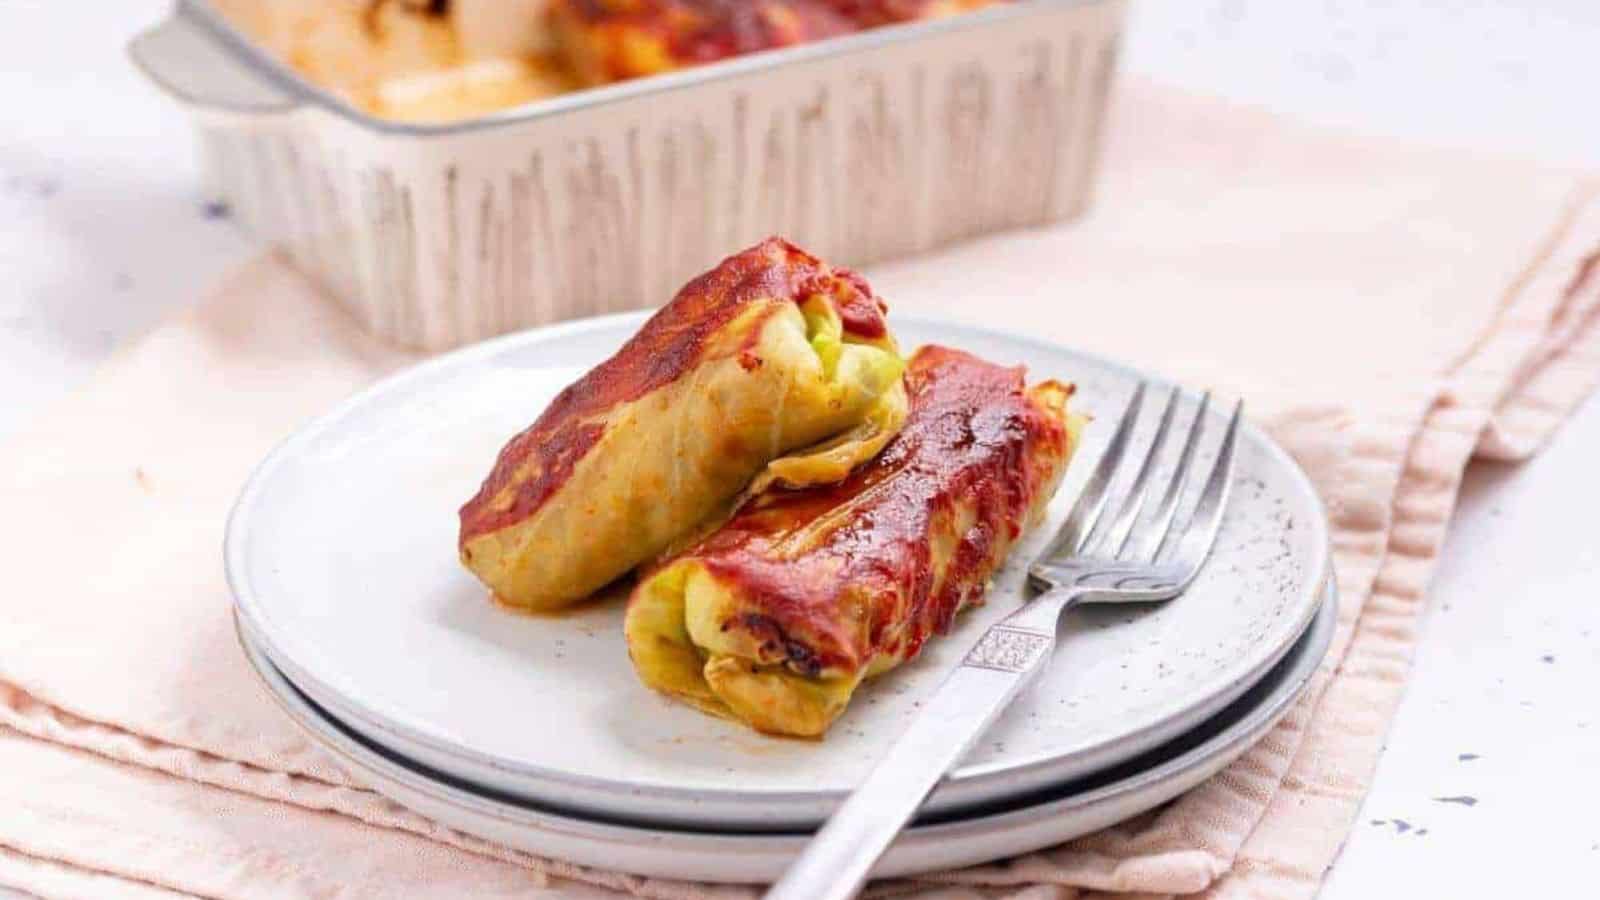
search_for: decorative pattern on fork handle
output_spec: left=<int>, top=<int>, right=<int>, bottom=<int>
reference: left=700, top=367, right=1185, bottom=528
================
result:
left=963, top=626, right=1053, bottom=673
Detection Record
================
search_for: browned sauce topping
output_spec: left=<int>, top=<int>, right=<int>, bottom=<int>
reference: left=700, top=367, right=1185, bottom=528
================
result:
left=458, top=237, right=890, bottom=543
left=689, top=346, right=1068, bottom=672
left=561, top=0, right=856, bottom=70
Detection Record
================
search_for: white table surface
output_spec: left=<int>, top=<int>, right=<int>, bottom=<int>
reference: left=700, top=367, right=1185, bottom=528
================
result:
left=2, top=1, right=1596, bottom=896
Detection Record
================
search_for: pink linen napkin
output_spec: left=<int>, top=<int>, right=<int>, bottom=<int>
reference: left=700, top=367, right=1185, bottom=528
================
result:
left=1, top=79, right=1598, bottom=899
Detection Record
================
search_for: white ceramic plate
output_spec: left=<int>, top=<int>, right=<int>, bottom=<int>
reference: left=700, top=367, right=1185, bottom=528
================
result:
left=227, top=314, right=1330, bottom=830
left=238, top=585, right=1335, bottom=883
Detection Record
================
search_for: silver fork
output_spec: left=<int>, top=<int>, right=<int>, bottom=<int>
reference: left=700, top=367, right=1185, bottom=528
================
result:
left=765, top=383, right=1243, bottom=900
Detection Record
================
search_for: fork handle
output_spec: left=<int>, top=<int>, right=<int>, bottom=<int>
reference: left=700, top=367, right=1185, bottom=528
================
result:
left=764, top=589, right=1078, bottom=900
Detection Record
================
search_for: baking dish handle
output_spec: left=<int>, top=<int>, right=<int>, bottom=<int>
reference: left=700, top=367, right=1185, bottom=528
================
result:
left=128, top=9, right=297, bottom=115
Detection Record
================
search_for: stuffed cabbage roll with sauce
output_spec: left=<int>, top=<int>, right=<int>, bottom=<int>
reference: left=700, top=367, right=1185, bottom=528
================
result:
left=458, top=238, right=907, bottom=611
left=626, top=345, right=1084, bottom=737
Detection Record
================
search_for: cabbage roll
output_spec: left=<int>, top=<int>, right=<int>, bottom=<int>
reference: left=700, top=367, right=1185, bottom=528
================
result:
left=626, top=345, right=1083, bottom=737
left=547, top=0, right=1007, bottom=86
left=459, top=238, right=907, bottom=611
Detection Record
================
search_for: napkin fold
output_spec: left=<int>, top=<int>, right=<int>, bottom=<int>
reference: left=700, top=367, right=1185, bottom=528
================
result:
left=2, top=79, right=1598, bottom=899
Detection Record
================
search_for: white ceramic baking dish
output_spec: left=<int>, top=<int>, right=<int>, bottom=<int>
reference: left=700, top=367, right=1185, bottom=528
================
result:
left=131, top=0, right=1126, bottom=350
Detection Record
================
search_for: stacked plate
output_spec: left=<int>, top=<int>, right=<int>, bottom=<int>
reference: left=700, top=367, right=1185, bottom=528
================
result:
left=226, top=316, right=1335, bottom=884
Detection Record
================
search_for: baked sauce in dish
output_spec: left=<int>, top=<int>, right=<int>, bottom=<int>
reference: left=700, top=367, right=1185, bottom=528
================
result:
left=214, top=0, right=1007, bottom=121
left=458, top=237, right=888, bottom=544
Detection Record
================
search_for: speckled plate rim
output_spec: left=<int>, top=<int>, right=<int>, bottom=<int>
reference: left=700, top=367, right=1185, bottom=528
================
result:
left=236, top=580, right=1336, bottom=883
left=226, top=311, right=1331, bottom=828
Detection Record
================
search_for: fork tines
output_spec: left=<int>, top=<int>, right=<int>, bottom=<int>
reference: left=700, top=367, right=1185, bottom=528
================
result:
left=1038, top=382, right=1242, bottom=573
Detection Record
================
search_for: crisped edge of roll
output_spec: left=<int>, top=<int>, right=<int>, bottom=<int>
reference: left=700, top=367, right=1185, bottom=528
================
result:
left=1026, top=378, right=1085, bottom=520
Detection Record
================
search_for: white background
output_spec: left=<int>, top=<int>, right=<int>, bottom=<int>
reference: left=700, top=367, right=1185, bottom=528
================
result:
left=2, top=1, right=1597, bottom=895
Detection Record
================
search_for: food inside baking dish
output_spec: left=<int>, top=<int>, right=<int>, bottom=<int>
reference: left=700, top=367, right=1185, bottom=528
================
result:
left=625, top=345, right=1083, bottom=737
left=551, top=0, right=1005, bottom=82
left=212, top=0, right=1007, bottom=122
